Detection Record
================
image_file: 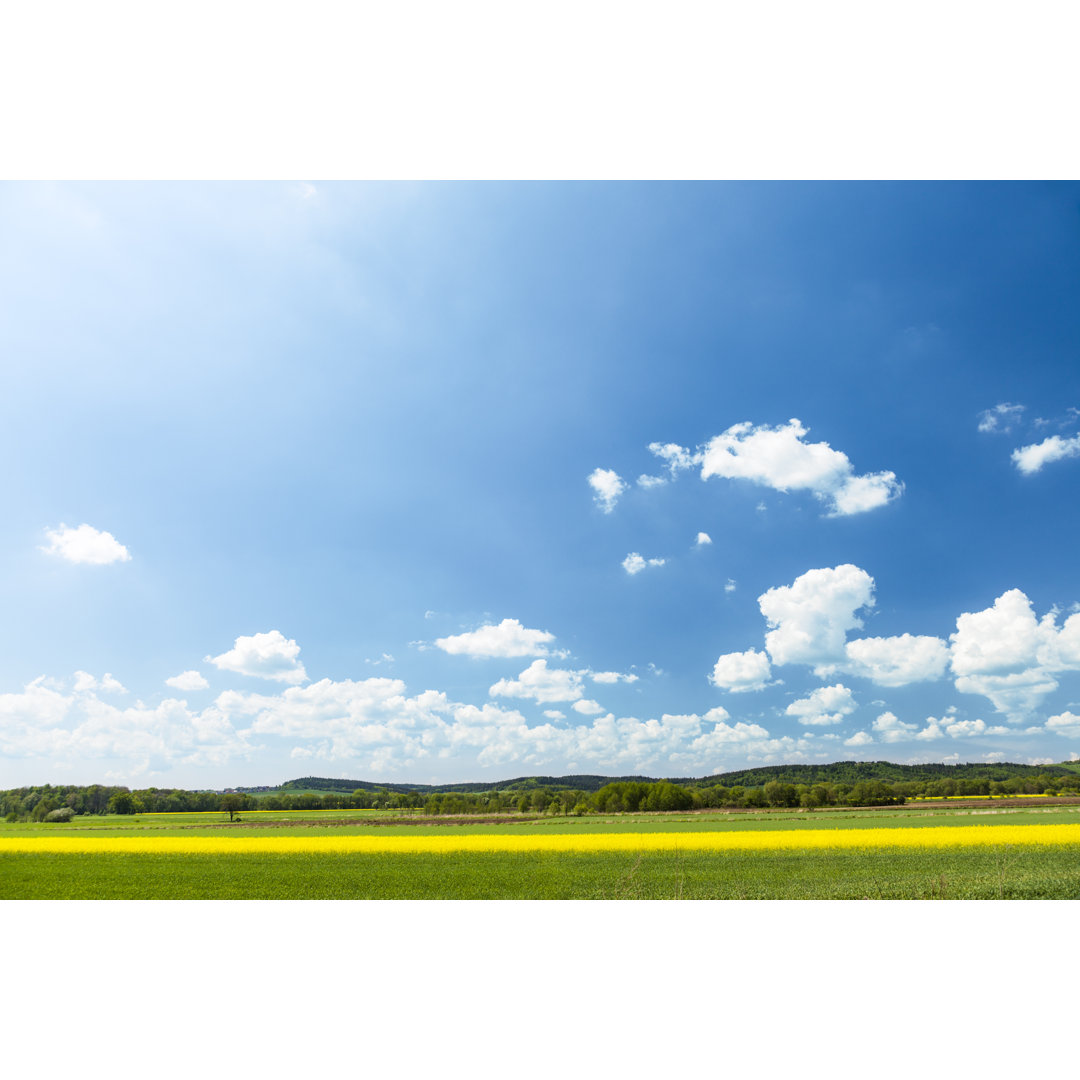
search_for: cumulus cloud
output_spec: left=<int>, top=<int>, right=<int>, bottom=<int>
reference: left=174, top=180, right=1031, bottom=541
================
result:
left=841, top=634, right=950, bottom=687
left=42, top=523, right=131, bottom=565
left=709, top=648, right=773, bottom=693
left=622, top=553, right=666, bottom=575
left=696, top=532, right=712, bottom=546
left=725, top=579, right=737, bottom=593
left=978, top=402, right=1025, bottom=434
left=166, top=670, right=210, bottom=691
left=572, top=699, right=605, bottom=715
left=648, top=442, right=698, bottom=475
left=844, top=731, right=874, bottom=747
left=637, top=474, right=667, bottom=489
left=590, top=670, right=639, bottom=685
left=1011, top=433, right=1080, bottom=474
left=914, top=718, right=946, bottom=741
left=947, top=589, right=1080, bottom=718
left=1046, top=711, right=1080, bottom=738
left=871, top=711, right=917, bottom=743
left=0, top=658, right=825, bottom=776
left=698, top=419, right=903, bottom=517
left=588, top=468, right=628, bottom=513
left=435, top=618, right=560, bottom=659
left=489, top=659, right=585, bottom=704
left=73, top=671, right=127, bottom=694
left=785, top=684, right=857, bottom=726
left=759, top=564, right=874, bottom=670
left=207, top=630, right=308, bottom=685
left=0, top=677, right=251, bottom=768
left=944, top=718, right=988, bottom=738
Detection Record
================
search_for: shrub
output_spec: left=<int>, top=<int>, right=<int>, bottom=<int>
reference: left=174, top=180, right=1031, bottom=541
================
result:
left=44, top=807, right=75, bottom=823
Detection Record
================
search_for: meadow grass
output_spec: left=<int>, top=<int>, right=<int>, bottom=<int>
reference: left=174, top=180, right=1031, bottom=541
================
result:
left=4, top=845, right=1079, bottom=899
left=5, top=804, right=1079, bottom=899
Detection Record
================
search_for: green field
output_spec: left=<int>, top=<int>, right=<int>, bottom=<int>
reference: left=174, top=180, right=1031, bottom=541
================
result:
left=5, top=804, right=1080, bottom=899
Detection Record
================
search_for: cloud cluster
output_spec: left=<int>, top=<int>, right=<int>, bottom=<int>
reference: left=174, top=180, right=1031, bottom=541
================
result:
left=588, top=468, right=628, bottom=513
left=709, top=648, right=773, bottom=693
left=949, top=589, right=1080, bottom=719
left=622, top=553, right=666, bottom=575
left=0, top=676, right=252, bottom=770
left=207, top=631, right=308, bottom=685
left=42, top=523, right=131, bottom=565
left=708, top=564, right=1080, bottom=728
left=435, top=618, right=561, bottom=659
left=490, top=659, right=585, bottom=704
left=1011, top=433, right=1080, bottom=475
left=692, top=419, right=902, bottom=516
left=785, top=684, right=857, bottom=726
left=166, top=670, right=210, bottom=691
left=978, top=402, right=1025, bottom=434
left=602, top=419, right=902, bottom=519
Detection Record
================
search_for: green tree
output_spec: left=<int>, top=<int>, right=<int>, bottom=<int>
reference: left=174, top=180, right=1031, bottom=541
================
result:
left=220, top=793, right=244, bottom=821
left=108, top=792, right=136, bottom=815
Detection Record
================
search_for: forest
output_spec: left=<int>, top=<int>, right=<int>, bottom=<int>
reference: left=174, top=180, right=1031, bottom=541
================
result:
left=4, top=760, right=1080, bottom=820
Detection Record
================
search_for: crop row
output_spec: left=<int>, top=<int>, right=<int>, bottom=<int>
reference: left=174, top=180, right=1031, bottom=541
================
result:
left=4, top=822, right=1080, bottom=855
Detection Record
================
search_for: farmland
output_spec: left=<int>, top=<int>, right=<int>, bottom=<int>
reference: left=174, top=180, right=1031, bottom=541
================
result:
left=4, top=802, right=1080, bottom=899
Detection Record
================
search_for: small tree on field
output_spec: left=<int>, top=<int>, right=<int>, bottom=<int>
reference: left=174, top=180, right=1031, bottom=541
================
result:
left=221, top=793, right=244, bottom=821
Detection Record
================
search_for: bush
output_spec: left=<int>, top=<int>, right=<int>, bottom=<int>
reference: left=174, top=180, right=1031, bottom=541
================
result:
left=44, top=807, right=74, bottom=823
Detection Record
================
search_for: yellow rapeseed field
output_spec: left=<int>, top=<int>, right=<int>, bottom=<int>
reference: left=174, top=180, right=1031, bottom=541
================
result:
left=5, top=823, right=1080, bottom=855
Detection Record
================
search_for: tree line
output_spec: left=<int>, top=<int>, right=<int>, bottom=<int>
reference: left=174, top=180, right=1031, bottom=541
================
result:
left=4, top=770, right=1079, bottom=822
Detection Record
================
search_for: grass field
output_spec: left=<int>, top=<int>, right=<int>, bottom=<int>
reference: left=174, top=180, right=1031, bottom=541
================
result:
left=4, top=804, right=1080, bottom=899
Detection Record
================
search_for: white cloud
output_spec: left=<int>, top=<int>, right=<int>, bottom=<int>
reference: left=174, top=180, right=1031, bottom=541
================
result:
left=914, top=718, right=946, bottom=741
left=950, top=589, right=1053, bottom=676
left=785, top=684, right=857, bottom=726
left=572, top=699, right=605, bottom=715
left=724, top=579, right=737, bottom=593
left=978, top=402, right=1025, bottom=434
left=166, top=670, right=210, bottom=691
left=42, top=523, right=131, bottom=565
left=588, top=467, right=628, bottom=513
left=73, top=671, right=127, bottom=694
left=953, top=671, right=1060, bottom=720
left=637, top=474, right=667, bottom=489
left=489, top=659, right=585, bottom=704
left=207, top=630, right=308, bottom=685
left=759, top=564, right=874, bottom=670
left=0, top=677, right=251, bottom=768
left=947, top=589, right=1080, bottom=718
left=622, top=552, right=665, bottom=575
left=944, top=718, right=988, bottom=738
left=1011, top=433, right=1080, bottom=474
left=709, top=648, right=773, bottom=693
left=543, top=709, right=565, bottom=720
left=590, top=670, right=639, bottom=685
left=871, top=711, right=918, bottom=743
left=696, top=531, right=712, bottom=546
left=844, top=731, right=874, bottom=747
left=841, top=633, right=950, bottom=687
left=1045, top=711, right=1080, bottom=738
left=648, top=442, right=698, bottom=475
left=435, top=618, right=560, bottom=659
left=0, top=666, right=798, bottom=777
left=698, top=419, right=902, bottom=517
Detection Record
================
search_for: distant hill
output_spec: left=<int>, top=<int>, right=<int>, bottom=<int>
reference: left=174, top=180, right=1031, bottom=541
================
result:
left=274, top=774, right=655, bottom=795
left=251, top=760, right=1077, bottom=796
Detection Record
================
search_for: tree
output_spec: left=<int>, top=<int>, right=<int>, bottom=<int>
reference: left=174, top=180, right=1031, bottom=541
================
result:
left=220, top=794, right=244, bottom=821
left=108, top=792, right=136, bottom=815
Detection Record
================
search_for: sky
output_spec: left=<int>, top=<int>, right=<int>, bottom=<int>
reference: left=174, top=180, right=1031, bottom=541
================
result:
left=3, top=180, right=1080, bottom=788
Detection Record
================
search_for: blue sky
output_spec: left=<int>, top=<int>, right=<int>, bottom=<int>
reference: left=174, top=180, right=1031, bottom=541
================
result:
left=3, top=180, right=1080, bottom=787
